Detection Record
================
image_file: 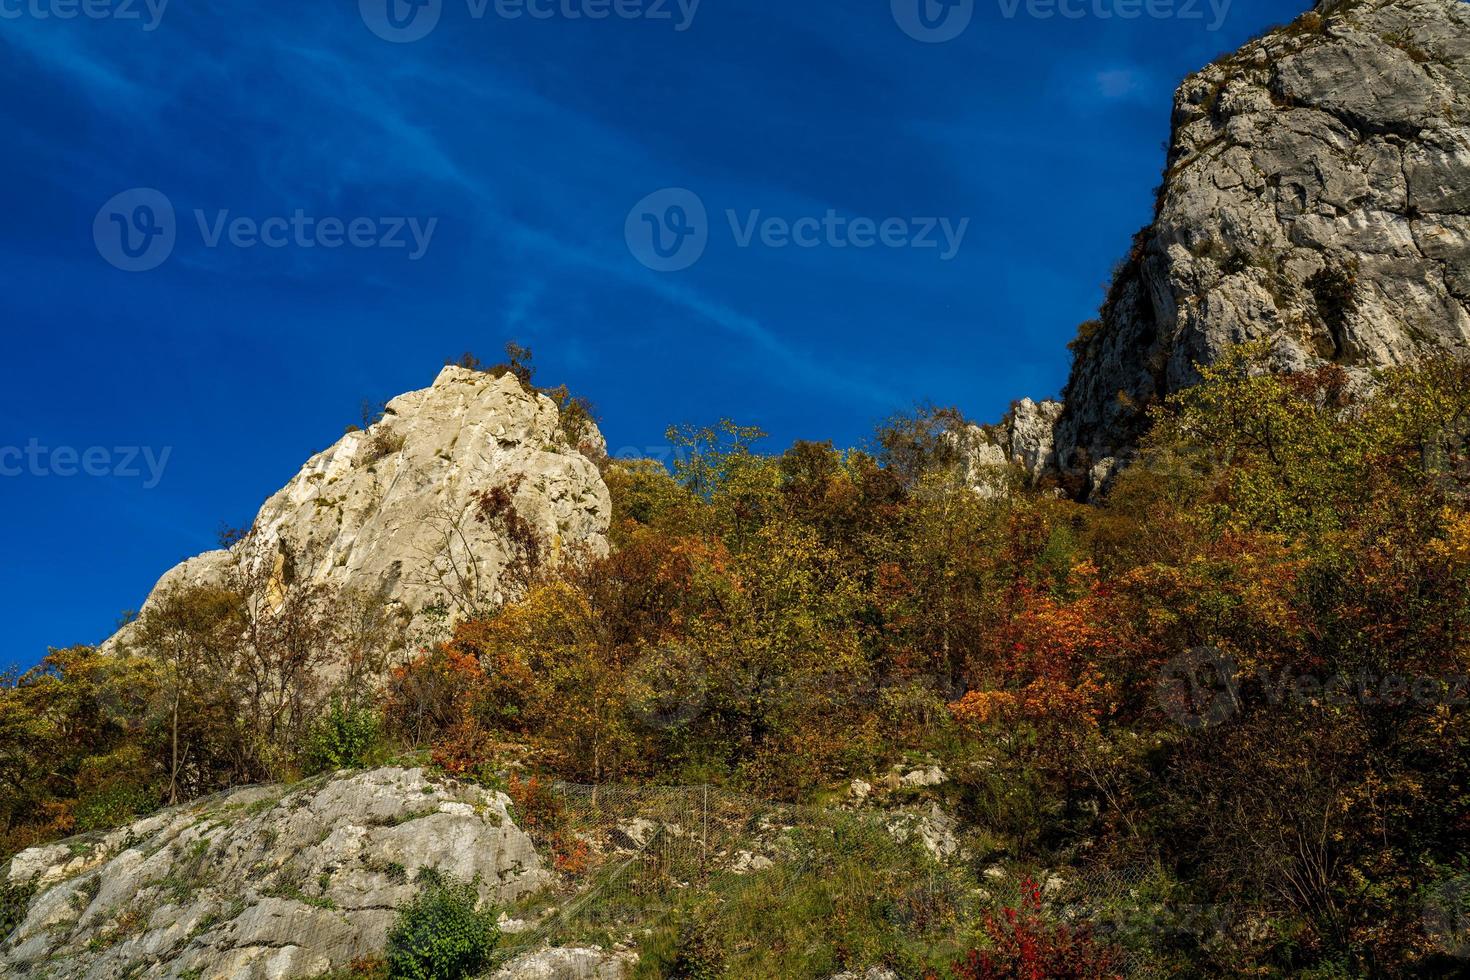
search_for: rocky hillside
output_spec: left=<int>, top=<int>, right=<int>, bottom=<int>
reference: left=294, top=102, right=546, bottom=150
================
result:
left=112, top=366, right=611, bottom=649
left=0, top=765, right=967, bottom=979
left=1054, top=0, right=1470, bottom=491
left=0, top=768, right=547, bottom=978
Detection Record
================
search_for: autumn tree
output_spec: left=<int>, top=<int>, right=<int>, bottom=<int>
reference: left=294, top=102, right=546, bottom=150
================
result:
left=134, top=584, right=240, bottom=802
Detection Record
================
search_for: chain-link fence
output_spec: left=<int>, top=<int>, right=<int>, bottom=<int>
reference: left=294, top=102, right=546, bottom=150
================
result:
left=0, top=775, right=1207, bottom=978
left=483, top=782, right=1189, bottom=978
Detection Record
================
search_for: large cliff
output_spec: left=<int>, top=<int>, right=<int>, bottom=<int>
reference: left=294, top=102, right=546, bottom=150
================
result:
left=113, top=366, right=612, bottom=650
left=1054, top=0, right=1470, bottom=491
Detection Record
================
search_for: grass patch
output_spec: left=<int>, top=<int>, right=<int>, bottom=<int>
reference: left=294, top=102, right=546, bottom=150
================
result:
left=632, top=816, right=969, bottom=980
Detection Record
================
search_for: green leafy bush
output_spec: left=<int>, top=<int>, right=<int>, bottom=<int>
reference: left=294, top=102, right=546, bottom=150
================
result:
left=0, top=878, right=37, bottom=945
left=386, top=870, right=499, bottom=980
left=307, top=700, right=383, bottom=773
left=72, top=744, right=161, bottom=833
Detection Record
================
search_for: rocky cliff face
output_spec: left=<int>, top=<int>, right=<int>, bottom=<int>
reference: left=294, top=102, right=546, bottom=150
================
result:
left=114, top=366, right=612, bottom=649
left=1054, top=0, right=1470, bottom=491
left=0, top=768, right=546, bottom=978
left=957, top=398, right=1065, bottom=496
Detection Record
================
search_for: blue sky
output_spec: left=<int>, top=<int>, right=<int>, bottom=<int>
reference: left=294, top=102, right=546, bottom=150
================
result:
left=1, top=0, right=1295, bottom=667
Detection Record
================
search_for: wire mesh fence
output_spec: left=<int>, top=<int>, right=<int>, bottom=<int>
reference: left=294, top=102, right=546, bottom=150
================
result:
left=0, top=774, right=1206, bottom=978
left=482, top=782, right=1188, bottom=979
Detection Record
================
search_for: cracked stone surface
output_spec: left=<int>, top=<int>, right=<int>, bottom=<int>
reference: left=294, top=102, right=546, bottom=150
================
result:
left=0, top=768, right=548, bottom=979
left=957, top=398, right=1065, bottom=494
left=488, top=945, right=637, bottom=979
left=109, top=366, right=611, bottom=649
left=1054, top=0, right=1470, bottom=492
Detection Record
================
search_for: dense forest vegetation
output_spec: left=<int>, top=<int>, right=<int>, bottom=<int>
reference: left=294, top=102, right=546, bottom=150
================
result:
left=5, top=344, right=1470, bottom=976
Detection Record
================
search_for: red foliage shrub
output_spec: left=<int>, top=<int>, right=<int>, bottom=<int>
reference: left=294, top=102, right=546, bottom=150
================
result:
left=382, top=646, right=484, bottom=746
left=506, top=774, right=562, bottom=834
left=507, top=774, right=591, bottom=875
left=939, top=879, right=1122, bottom=980
left=429, top=718, right=493, bottom=778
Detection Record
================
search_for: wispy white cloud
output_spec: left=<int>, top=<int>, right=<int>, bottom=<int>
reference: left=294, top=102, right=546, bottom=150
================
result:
left=501, top=221, right=904, bottom=410
left=255, top=37, right=902, bottom=411
left=1094, top=67, right=1146, bottom=101
left=5, top=6, right=901, bottom=414
left=0, top=27, right=146, bottom=105
left=503, top=278, right=545, bottom=333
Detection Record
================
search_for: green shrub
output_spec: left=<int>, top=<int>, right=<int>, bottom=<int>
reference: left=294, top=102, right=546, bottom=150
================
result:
left=0, top=878, right=36, bottom=943
left=386, top=870, right=499, bottom=980
left=72, top=745, right=161, bottom=833
left=73, top=782, right=159, bottom=833
left=307, top=701, right=383, bottom=773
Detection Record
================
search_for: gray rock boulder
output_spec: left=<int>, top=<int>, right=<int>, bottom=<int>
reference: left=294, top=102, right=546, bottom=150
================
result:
left=884, top=803, right=962, bottom=862
left=0, top=767, right=547, bottom=979
left=899, top=765, right=948, bottom=788
left=1053, top=0, right=1470, bottom=492
left=490, top=945, right=636, bottom=979
left=113, top=366, right=611, bottom=649
left=957, top=398, right=1065, bottom=494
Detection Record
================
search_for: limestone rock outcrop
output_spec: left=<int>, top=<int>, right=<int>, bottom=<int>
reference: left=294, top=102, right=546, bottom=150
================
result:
left=114, top=366, right=611, bottom=647
left=1054, top=0, right=1470, bottom=491
left=0, top=767, right=546, bottom=979
left=958, top=398, right=1064, bottom=494
left=488, top=945, right=637, bottom=979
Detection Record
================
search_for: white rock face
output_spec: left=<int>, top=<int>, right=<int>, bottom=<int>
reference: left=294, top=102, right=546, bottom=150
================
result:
left=489, top=945, right=636, bottom=979
left=828, top=967, right=900, bottom=980
left=0, top=767, right=547, bottom=979
left=899, top=765, right=947, bottom=788
left=114, top=366, right=611, bottom=647
left=1055, top=0, right=1470, bottom=492
left=884, top=803, right=961, bottom=862
left=957, top=398, right=1064, bottom=494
